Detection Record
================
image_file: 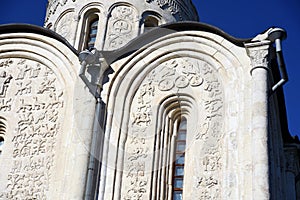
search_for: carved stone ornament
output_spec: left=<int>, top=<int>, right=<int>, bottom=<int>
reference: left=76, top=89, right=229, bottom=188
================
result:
left=123, top=57, right=224, bottom=199
left=146, top=0, right=194, bottom=20
left=55, top=11, right=77, bottom=42
left=248, top=49, right=268, bottom=69
left=45, top=0, right=76, bottom=23
left=0, top=58, right=64, bottom=199
left=147, top=0, right=180, bottom=14
left=245, top=42, right=270, bottom=74
left=104, top=5, right=137, bottom=50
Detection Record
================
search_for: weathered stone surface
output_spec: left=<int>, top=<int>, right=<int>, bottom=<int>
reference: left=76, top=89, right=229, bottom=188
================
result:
left=44, top=0, right=198, bottom=51
left=0, top=32, right=95, bottom=199
left=98, top=30, right=264, bottom=200
left=0, top=0, right=298, bottom=199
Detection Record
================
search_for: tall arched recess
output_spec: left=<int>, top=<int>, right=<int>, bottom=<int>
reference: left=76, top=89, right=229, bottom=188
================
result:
left=99, top=29, right=252, bottom=199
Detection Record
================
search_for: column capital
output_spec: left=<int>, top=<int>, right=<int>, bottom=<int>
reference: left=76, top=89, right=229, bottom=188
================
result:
left=245, top=41, right=271, bottom=75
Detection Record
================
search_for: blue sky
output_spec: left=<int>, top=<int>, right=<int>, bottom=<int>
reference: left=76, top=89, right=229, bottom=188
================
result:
left=0, top=0, right=299, bottom=137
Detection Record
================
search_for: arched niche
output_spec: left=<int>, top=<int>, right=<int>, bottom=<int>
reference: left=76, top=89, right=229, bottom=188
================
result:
left=99, top=30, right=252, bottom=199
left=75, top=3, right=104, bottom=51
left=141, top=11, right=163, bottom=33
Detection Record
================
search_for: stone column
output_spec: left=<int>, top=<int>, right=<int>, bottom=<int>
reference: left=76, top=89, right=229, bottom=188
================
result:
left=246, top=41, right=271, bottom=200
left=284, top=145, right=299, bottom=200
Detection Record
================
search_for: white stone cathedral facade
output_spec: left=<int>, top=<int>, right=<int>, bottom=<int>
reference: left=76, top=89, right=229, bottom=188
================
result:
left=0, top=0, right=299, bottom=199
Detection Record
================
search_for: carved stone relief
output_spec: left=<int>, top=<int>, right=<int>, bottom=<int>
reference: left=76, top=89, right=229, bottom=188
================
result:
left=45, top=0, right=76, bottom=23
left=55, top=11, right=77, bottom=43
left=247, top=47, right=269, bottom=74
left=123, top=125, right=149, bottom=200
left=0, top=58, right=64, bottom=199
left=150, top=0, right=180, bottom=15
left=146, top=0, right=192, bottom=20
left=104, top=5, right=138, bottom=50
left=122, top=57, right=224, bottom=199
left=192, top=59, right=223, bottom=199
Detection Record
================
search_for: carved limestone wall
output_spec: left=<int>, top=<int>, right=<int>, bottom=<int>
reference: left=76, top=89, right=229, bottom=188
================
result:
left=146, top=0, right=198, bottom=21
left=104, top=5, right=139, bottom=50
left=100, top=30, right=253, bottom=199
left=45, top=0, right=195, bottom=51
left=124, top=57, right=223, bottom=199
left=45, top=0, right=197, bottom=26
left=0, top=32, right=95, bottom=199
left=0, top=58, right=64, bottom=199
left=45, top=0, right=76, bottom=23
left=55, top=10, right=77, bottom=44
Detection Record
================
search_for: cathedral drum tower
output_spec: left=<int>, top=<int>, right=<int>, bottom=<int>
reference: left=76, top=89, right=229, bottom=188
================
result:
left=45, top=0, right=198, bottom=51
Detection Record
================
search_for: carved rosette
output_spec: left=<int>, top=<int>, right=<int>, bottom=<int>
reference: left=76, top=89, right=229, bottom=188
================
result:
left=0, top=58, right=64, bottom=199
left=104, top=5, right=138, bottom=50
left=122, top=57, right=224, bottom=199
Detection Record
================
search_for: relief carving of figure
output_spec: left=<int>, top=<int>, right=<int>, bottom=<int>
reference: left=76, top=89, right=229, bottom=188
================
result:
left=0, top=59, right=64, bottom=198
left=0, top=71, right=13, bottom=98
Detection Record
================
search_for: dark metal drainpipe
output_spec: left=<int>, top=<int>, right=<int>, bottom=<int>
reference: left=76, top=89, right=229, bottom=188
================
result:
left=84, top=93, right=102, bottom=200
left=78, top=49, right=104, bottom=200
left=267, top=28, right=289, bottom=92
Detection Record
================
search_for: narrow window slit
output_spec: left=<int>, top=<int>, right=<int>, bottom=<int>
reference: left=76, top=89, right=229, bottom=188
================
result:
left=172, top=118, right=187, bottom=200
left=87, top=18, right=99, bottom=50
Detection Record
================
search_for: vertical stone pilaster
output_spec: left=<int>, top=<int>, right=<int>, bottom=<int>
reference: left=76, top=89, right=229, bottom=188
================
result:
left=246, top=41, right=271, bottom=200
left=284, top=145, right=299, bottom=200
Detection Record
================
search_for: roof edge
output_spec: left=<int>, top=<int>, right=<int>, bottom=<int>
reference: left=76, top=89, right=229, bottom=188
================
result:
left=161, top=21, right=252, bottom=45
left=101, top=21, right=253, bottom=64
left=0, top=23, right=78, bottom=55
